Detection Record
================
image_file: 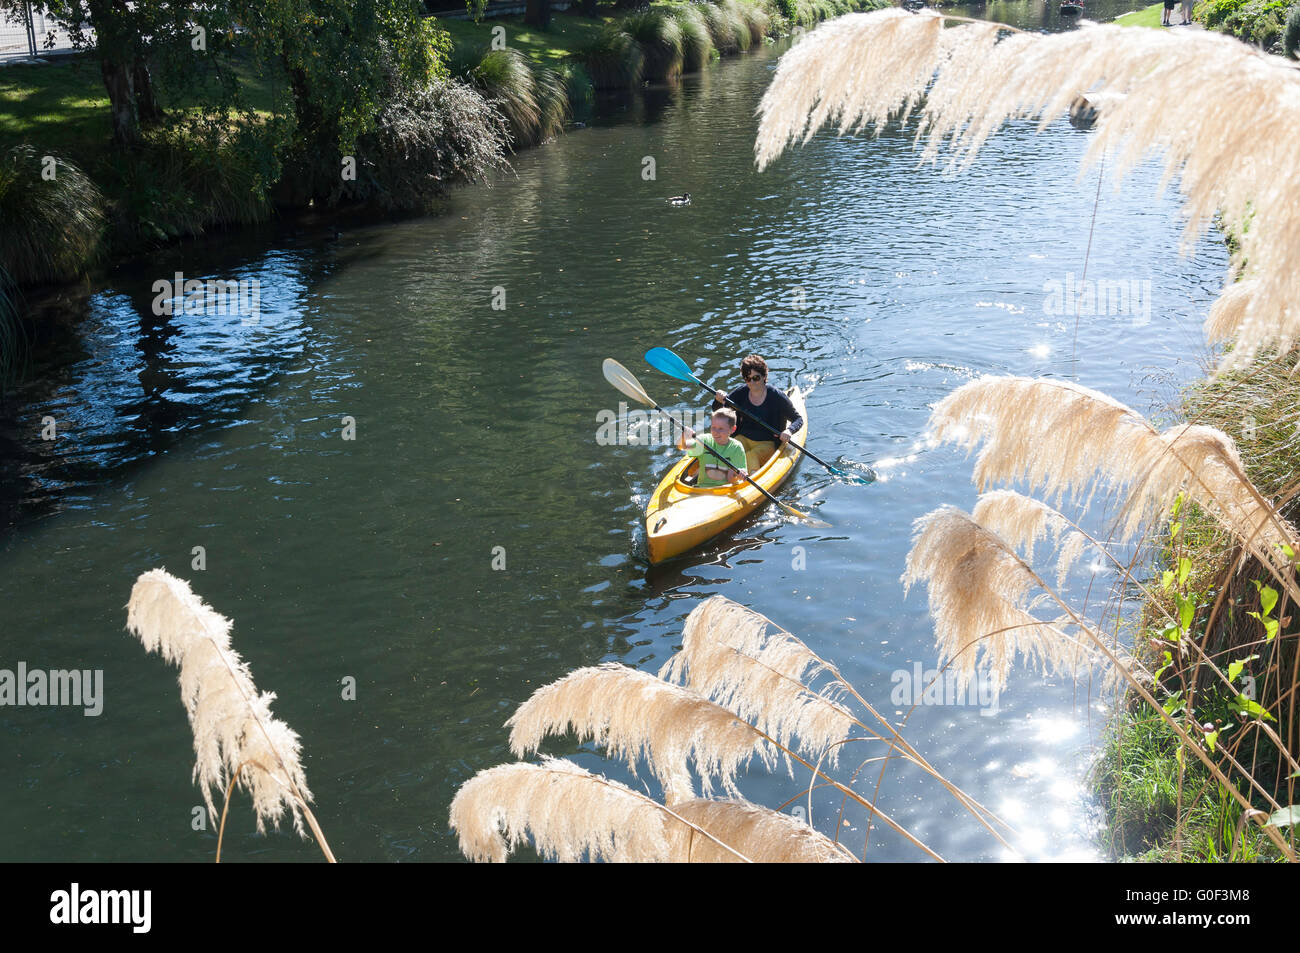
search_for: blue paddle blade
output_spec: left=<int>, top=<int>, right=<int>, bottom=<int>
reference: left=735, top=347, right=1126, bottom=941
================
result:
left=836, top=467, right=878, bottom=486
left=644, top=347, right=701, bottom=385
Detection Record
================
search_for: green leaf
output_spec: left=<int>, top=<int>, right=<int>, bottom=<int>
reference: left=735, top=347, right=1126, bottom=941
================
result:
left=1178, top=595, right=1194, bottom=634
left=1178, top=557, right=1191, bottom=587
left=1266, top=806, right=1299, bottom=829
left=1171, top=493, right=1184, bottom=518
left=1176, top=745, right=1185, bottom=768
left=1258, top=584, right=1278, bottom=618
left=1226, top=655, right=1257, bottom=683
left=1162, top=569, right=1175, bottom=591
left=1170, top=521, right=1182, bottom=539
left=1204, top=729, right=1218, bottom=753
left=1231, top=694, right=1275, bottom=722
left=1154, top=650, right=1174, bottom=681
left=1265, top=618, right=1279, bottom=642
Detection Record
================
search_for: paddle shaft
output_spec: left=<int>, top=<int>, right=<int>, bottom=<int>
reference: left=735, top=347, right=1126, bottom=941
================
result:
left=643, top=398, right=806, bottom=517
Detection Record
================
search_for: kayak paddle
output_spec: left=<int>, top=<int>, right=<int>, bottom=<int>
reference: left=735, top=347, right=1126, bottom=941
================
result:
left=644, top=346, right=877, bottom=485
left=602, top=359, right=830, bottom=528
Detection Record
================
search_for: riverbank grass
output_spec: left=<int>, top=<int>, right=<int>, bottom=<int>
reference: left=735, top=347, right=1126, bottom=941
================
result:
left=1092, top=355, right=1300, bottom=862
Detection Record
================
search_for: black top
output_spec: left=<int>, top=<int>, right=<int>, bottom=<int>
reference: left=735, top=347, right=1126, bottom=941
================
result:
left=712, top=385, right=804, bottom=444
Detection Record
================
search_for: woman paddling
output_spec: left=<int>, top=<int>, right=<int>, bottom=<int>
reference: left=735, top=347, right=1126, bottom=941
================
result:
left=712, top=354, right=804, bottom=473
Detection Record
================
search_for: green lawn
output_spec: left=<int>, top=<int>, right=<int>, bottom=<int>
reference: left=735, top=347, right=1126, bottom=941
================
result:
left=433, top=10, right=617, bottom=70
left=0, top=55, right=110, bottom=159
left=0, top=47, right=282, bottom=162
left=1116, top=2, right=1170, bottom=26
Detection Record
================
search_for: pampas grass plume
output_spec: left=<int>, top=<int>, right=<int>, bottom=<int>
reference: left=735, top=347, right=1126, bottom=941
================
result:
left=659, top=596, right=855, bottom=768
left=126, top=569, right=318, bottom=845
left=506, top=662, right=771, bottom=803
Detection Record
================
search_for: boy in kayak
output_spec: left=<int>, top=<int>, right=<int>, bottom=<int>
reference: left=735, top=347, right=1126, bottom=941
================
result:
left=679, top=408, right=748, bottom=488
left=712, top=354, right=803, bottom=472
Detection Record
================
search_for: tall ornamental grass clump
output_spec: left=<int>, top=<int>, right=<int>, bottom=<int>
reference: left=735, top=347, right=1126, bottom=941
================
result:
left=701, top=0, right=748, bottom=54
left=470, top=48, right=563, bottom=148
left=0, top=146, right=105, bottom=286
left=574, top=27, right=645, bottom=89
left=101, top=127, right=271, bottom=247
left=625, top=8, right=686, bottom=81
left=673, top=4, right=717, bottom=70
left=737, top=0, right=773, bottom=44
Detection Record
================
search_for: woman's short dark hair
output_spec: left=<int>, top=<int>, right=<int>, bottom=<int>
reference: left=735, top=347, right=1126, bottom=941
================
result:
left=740, top=355, right=768, bottom=379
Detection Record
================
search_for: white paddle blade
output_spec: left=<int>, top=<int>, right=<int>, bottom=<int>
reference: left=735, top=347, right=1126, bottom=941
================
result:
left=602, top=358, right=654, bottom=406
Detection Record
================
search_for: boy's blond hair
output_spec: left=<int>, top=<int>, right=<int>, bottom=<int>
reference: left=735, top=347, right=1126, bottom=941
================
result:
left=711, top=407, right=738, bottom=427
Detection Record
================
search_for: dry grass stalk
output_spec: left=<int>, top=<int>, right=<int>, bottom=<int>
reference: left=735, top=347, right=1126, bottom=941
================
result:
left=756, top=11, right=1300, bottom=369
left=659, top=596, right=856, bottom=768
left=930, top=376, right=1300, bottom=596
left=126, top=569, right=332, bottom=860
left=667, top=798, right=857, bottom=862
left=902, top=506, right=1094, bottom=695
left=506, top=663, right=773, bottom=804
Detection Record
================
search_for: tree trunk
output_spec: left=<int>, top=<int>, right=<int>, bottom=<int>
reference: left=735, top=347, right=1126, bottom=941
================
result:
left=134, top=60, right=164, bottom=127
left=101, top=58, right=140, bottom=147
left=86, top=0, right=141, bottom=147
left=525, top=0, right=552, bottom=29
left=275, top=57, right=336, bottom=207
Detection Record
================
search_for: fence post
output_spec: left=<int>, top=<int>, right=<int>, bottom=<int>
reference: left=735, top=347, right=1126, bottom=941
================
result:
left=24, top=0, right=38, bottom=57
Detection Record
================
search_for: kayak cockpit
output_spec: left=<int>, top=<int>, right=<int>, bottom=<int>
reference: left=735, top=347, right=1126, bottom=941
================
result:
left=672, top=444, right=781, bottom=495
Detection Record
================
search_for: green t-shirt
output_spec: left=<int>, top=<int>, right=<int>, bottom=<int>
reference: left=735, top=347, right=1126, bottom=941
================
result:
left=687, top=434, right=748, bottom=488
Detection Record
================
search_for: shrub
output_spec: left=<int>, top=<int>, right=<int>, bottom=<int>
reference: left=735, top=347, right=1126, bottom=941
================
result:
left=347, top=78, right=511, bottom=209
left=102, top=125, right=271, bottom=247
left=1285, top=4, right=1300, bottom=56
left=1197, top=0, right=1292, bottom=46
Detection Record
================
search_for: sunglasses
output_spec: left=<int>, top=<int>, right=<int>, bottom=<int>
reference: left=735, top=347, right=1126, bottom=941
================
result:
left=744, top=373, right=765, bottom=382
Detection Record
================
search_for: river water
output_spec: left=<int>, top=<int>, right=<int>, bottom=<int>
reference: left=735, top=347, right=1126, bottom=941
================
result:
left=1, top=1, right=1227, bottom=862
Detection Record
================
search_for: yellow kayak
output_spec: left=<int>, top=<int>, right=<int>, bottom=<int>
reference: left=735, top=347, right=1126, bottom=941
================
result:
left=645, top=390, right=807, bottom=564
